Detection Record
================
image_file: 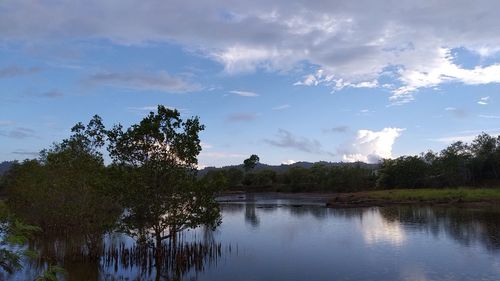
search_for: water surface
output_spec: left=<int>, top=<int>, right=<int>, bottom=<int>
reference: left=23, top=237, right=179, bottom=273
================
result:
left=8, top=194, right=500, bottom=280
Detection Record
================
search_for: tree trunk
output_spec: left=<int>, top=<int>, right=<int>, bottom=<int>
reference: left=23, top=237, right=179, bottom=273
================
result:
left=155, top=230, right=163, bottom=263
left=155, top=230, right=163, bottom=281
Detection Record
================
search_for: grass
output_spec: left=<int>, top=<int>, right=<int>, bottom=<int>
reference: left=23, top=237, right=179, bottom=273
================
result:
left=363, top=188, right=500, bottom=202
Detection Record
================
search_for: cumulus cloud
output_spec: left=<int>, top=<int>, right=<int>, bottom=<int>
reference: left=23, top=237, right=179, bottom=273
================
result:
left=281, top=159, right=296, bottom=165
left=229, top=90, right=259, bottom=97
left=265, top=129, right=334, bottom=156
left=84, top=71, right=200, bottom=93
left=340, top=128, right=404, bottom=163
left=3, top=1, right=500, bottom=102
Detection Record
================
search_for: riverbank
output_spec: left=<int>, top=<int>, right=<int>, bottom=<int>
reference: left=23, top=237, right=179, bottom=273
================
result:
left=219, top=188, right=500, bottom=208
left=326, top=188, right=500, bottom=208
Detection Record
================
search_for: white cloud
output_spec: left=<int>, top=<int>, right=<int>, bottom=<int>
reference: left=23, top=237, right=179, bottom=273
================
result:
left=4, top=1, right=500, bottom=102
left=391, top=49, right=500, bottom=103
left=281, top=159, right=296, bottom=165
left=341, top=127, right=404, bottom=163
left=478, top=96, right=490, bottom=105
left=272, top=104, right=291, bottom=110
left=478, top=114, right=500, bottom=119
left=229, top=90, right=259, bottom=97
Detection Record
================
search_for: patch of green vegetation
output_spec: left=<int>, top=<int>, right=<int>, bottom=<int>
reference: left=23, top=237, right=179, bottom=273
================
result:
left=365, top=188, right=500, bottom=202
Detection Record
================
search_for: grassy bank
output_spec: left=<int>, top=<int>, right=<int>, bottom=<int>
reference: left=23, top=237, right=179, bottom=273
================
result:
left=327, top=188, right=500, bottom=207
left=365, top=188, right=500, bottom=202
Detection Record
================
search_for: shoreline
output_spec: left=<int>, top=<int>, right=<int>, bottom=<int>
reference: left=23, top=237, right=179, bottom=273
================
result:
left=219, top=188, right=500, bottom=208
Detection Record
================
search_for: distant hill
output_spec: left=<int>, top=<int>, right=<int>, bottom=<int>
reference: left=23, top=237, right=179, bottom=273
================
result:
left=0, top=161, right=15, bottom=176
left=198, top=161, right=379, bottom=176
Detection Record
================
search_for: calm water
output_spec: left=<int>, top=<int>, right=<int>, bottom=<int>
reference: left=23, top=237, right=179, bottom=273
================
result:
left=8, top=194, right=500, bottom=281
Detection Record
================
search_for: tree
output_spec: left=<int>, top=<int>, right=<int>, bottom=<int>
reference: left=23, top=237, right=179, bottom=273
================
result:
left=243, top=154, right=260, bottom=172
left=437, top=141, right=472, bottom=186
left=470, top=133, right=499, bottom=180
left=5, top=116, right=120, bottom=258
left=107, top=105, right=221, bottom=265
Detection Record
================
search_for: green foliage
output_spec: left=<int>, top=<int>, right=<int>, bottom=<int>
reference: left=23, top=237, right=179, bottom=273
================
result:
left=376, top=133, right=500, bottom=189
left=0, top=201, right=40, bottom=274
left=107, top=105, right=221, bottom=251
left=376, top=156, right=429, bottom=188
left=35, top=265, right=66, bottom=281
left=366, top=188, right=500, bottom=202
left=243, top=155, right=260, bottom=172
left=224, top=168, right=244, bottom=187
left=3, top=116, right=120, bottom=260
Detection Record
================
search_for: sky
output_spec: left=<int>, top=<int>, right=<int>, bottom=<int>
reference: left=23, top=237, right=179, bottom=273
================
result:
left=1, top=0, right=500, bottom=168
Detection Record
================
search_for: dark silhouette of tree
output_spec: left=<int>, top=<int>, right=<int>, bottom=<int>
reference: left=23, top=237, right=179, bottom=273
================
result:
left=5, top=116, right=119, bottom=259
left=107, top=105, right=221, bottom=270
left=243, top=154, right=260, bottom=172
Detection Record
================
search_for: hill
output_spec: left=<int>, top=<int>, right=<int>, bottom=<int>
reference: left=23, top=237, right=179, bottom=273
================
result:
left=198, top=161, right=378, bottom=176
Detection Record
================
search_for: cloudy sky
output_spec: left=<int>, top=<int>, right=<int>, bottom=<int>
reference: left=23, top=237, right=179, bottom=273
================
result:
left=1, top=0, right=500, bottom=167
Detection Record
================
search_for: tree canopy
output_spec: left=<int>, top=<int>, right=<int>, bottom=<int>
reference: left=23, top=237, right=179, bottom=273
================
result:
left=107, top=105, right=221, bottom=261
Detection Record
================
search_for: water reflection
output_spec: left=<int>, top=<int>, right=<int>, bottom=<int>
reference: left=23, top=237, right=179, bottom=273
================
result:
left=8, top=231, right=228, bottom=281
left=216, top=200, right=500, bottom=281
left=360, top=209, right=406, bottom=246
left=231, top=200, right=500, bottom=253
left=379, top=206, right=500, bottom=251
left=7, top=198, right=500, bottom=281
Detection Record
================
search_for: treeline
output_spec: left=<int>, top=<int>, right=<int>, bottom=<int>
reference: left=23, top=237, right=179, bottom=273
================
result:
left=202, top=164, right=377, bottom=192
left=377, top=133, right=500, bottom=188
left=202, top=133, right=500, bottom=192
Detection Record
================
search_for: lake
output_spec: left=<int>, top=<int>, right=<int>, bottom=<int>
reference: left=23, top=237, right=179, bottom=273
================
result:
left=8, top=193, right=500, bottom=280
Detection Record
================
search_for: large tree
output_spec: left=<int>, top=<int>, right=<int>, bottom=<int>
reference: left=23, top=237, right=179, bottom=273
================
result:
left=107, top=105, right=221, bottom=262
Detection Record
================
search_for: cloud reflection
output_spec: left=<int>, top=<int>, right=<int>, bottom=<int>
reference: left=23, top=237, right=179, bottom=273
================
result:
left=360, top=209, right=406, bottom=246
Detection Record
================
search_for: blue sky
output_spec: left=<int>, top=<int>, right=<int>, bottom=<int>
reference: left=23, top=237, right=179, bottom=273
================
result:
left=1, top=1, right=500, bottom=167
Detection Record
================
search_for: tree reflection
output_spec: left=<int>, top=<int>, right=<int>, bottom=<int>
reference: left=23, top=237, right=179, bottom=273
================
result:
left=13, top=231, right=228, bottom=281
left=244, top=202, right=260, bottom=227
left=379, top=206, right=500, bottom=251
